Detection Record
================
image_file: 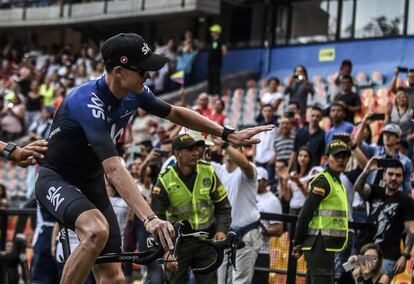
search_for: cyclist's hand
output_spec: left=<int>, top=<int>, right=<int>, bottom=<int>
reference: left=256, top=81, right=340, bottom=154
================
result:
left=164, top=252, right=178, bottom=272
left=146, top=218, right=175, bottom=251
left=214, top=232, right=226, bottom=240
left=13, top=140, right=48, bottom=167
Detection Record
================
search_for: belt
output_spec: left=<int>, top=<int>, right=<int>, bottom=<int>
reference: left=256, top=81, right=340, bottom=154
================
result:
left=230, top=220, right=261, bottom=238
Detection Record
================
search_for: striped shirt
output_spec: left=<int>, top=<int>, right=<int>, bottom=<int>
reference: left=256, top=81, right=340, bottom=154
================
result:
left=274, top=132, right=295, bottom=162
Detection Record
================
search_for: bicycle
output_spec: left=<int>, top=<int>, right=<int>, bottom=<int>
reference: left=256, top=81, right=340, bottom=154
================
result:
left=59, top=220, right=242, bottom=277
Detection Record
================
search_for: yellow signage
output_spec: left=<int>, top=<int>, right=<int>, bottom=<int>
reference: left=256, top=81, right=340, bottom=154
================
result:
left=319, top=48, right=335, bottom=62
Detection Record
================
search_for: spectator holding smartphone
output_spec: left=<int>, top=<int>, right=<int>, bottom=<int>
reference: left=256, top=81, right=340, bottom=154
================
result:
left=354, top=157, right=414, bottom=279
left=285, top=65, right=314, bottom=119
left=348, top=243, right=389, bottom=284
left=355, top=116, right=412, bottom=193
left=390, top=67, right=414, bottom=112
left=385, top=88, right=414, bottom=141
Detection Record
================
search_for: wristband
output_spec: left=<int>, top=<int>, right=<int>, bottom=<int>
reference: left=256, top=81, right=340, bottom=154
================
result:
left=143, top=215, right=158, bottom=227
left=350, top=144, right=357, bottom=150
left=222, top=142, right=230, bottom=149
left=402, top=253, right=411, bottom=259
left=221, top=126, right=236, bottom=142
left=3, top=142, right=17, bottom=160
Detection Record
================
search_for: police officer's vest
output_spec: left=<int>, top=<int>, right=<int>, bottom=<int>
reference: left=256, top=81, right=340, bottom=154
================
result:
left=158, top=162, right=216, bottom=231
left=302, top=170, right=348, bottom=252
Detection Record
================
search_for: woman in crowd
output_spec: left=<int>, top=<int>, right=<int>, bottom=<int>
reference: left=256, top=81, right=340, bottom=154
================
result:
left=349, top=243, right=389, bottom=284
left=0, top=93, right=25, bottom=141
left=386, top=88, right=414, bottom=140
left=279, top=146, right=313, bottom=215
left=284, top=65, right=314, bottom=119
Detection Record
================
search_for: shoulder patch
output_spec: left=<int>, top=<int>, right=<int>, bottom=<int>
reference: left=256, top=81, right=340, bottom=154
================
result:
left=312, top=187, right=326, bottom=197
left=153, top=186, right=161, bottom=195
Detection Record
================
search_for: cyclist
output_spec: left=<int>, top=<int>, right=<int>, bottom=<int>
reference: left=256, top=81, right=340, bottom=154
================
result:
left=152, top=134, right=231, bottom=284
left=35, top=33, right=272, bottom=284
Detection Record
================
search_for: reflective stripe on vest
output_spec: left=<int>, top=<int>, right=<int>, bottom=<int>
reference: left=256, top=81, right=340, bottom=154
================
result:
left=158, top=163, right=216, bottom=231
left=302, top=170, right=348, bottom=252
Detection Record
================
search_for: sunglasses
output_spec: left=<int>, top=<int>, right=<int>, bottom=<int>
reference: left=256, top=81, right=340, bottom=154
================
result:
left=124, top=66, right=149, bottom=79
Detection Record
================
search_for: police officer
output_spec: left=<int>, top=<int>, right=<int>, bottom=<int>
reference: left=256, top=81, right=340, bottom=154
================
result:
left=151, top=134, right=231, bottom=284
left=293, top=140, right=351, bottom=284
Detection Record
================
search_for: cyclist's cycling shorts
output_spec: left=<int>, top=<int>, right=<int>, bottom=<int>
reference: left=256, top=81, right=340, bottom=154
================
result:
left=35, top=166, right=122, bottom=255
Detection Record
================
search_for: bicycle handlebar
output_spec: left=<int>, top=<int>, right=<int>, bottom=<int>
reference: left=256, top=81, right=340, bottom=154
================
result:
left=95, top=238, right=164, bottom=265
left=172, top=220, right=242, bottom=274
left=92, top=220, right=241, bottom=272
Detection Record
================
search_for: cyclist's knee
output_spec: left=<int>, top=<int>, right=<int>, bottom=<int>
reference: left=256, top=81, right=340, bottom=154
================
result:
left=76, top=209, right=109, bottom=250
left=94, top=263, right=125, bottom=284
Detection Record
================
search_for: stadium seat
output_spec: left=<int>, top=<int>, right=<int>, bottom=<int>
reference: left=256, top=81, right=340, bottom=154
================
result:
left=371, top=70, right=385, bottom=86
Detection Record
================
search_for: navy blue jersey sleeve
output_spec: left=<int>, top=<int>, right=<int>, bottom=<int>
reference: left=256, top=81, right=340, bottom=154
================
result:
left=139, top=86, right=172, bottom=118
left=68, top=92, right=119, bottom=161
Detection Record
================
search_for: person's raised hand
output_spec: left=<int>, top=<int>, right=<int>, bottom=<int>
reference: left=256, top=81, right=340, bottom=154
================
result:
left=393, top=255, right=407, bottom=275
left=365, top=156, right=380, bottom=173
left=13, top=139, right=48, bottom=167
left=145, top=218, right=175, bottom=252
left=227, top=125, right=274, bottom=146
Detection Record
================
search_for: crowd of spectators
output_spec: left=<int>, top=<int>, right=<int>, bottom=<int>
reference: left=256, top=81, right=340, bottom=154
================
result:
left=2, top=28, right=414, bottom=283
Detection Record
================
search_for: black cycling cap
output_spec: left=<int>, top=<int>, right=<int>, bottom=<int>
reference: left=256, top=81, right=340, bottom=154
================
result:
left=101, top=33, right=168, bottom=71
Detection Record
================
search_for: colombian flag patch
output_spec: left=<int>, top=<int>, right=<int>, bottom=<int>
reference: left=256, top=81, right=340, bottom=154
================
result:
left=312, top=187, right=325, bottom=197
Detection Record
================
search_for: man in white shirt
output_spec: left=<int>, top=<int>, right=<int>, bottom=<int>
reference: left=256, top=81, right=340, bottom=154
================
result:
left=253, top=105, right=277, bottom=183
left=211, top=139, right=262, bottom=284
left=255, top=167, right=283, bottom=283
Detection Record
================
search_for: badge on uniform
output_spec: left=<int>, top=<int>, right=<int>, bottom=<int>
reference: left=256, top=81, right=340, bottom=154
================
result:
left=203, top=178, right=211, bottom=186
left=312, top=187, right=325, bottom=197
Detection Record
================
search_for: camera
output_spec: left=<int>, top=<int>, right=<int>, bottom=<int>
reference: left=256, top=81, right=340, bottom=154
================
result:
left=294, top=74, right=304, bottom=81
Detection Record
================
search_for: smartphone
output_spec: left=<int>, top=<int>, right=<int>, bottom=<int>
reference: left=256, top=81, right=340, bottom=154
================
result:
left=377, top=158, right=401, bottom=168
left=369, top=113, right=385, bottom=121
left=357, top=255, right=376, bottom=265
left=127, top=145, right=141, bottom=154
left=333, top=133, right=351, bottom=144
left=398, top=66, right=409, bottom=73
left=155, top=150, right=170, bottom=157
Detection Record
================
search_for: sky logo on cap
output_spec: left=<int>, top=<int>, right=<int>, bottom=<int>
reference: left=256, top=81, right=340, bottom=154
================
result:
left=120, top=56, right=128, bottom=64
left=142, top=43, right=150, bottom=55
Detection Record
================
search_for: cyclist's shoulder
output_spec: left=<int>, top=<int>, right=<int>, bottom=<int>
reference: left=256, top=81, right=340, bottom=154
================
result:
left=66, top=80, right=99, bottom=105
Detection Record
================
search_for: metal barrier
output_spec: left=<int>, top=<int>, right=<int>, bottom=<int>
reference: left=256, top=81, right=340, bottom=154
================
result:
left=0, top=208, right=373, bottom=284
left=256, top=213, right=374, bottom=284
left=0, top=208, right=36, bottom=250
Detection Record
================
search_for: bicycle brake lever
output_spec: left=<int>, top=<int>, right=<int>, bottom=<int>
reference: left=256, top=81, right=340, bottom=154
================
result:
left=146, top=237, right=157, bottom=248
left=181, top=231, right=210, bottom=239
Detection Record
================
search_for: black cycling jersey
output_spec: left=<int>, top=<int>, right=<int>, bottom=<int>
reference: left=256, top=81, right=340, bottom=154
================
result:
left=41, top=76, right=171, bottom=179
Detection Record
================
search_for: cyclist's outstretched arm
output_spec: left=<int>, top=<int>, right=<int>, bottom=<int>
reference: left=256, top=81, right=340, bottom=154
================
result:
left=103, top=156, right=174, bottom=251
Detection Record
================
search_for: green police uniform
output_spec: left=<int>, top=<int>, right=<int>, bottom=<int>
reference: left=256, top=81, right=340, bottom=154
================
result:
left=294, top=169, right=349, bottom=284
left=152, top=160, right=231, bottom=284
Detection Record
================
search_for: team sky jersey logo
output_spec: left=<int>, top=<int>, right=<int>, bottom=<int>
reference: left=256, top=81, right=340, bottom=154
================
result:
left=46, top=186, right=65, bottom=211
left=87, top=92, right=105, bottom=121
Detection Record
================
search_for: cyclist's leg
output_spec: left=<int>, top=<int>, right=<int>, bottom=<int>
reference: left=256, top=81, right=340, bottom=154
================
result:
left=35, top=167, right=108, bottom=284
left=91, top=196, right=124, bottom=283
left=93, top=262, right=124, bottom=284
